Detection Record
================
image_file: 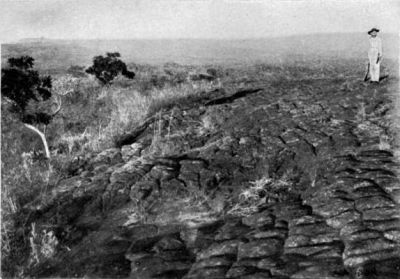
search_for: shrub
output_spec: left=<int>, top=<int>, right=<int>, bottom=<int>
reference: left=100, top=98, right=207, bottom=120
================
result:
left=2, top=56, right=52, bottom=117
left=206, top=68, right=218, bottom=77
left=66, top=65, right=86, bottom=78
left=150, top=74, right=169, bottom=89
left=1, top=56, right=60, bottom=159
left=86, top=52, right=135, bottom=85
left=164, top=67, right=188, bottom=85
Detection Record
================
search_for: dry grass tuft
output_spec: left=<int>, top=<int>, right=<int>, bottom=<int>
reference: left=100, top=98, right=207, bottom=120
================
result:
left=227, top=175, right=291, bottom=217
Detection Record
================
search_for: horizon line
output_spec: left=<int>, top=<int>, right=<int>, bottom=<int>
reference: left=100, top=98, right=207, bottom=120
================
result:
left=5, top=31, right=398, bottom=44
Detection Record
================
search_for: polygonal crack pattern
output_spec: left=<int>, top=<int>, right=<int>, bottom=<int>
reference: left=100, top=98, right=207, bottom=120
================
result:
left=25, top=77, right=400, bottom=278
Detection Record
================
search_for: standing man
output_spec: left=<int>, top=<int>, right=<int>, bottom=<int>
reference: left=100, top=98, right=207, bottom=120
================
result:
left=367, top=28, right=382, bottom=84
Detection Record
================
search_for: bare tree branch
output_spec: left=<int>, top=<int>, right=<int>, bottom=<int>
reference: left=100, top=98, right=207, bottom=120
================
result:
left=24, top=123, right=50, bottom=159
left=51, top=95, right=62, bottom=117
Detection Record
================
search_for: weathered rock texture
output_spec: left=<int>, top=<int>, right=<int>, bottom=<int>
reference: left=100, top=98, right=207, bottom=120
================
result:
left=23, top=77, right=400, bottom=279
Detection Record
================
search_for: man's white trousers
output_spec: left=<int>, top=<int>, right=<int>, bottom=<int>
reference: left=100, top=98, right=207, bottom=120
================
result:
left=368, top=48, right=380, bottom=82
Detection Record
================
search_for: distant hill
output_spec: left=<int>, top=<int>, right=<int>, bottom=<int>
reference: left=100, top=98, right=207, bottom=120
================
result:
left=1, top=33, right=398, bottom=72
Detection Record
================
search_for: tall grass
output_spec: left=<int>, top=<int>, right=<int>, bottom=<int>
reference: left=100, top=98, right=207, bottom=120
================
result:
left=71, top=78, right=221, bottom=153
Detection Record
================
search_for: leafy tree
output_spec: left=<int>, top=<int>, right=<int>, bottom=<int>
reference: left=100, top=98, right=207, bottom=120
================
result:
left=86, top=52, right=135, bottom=85
left=1, top=56, right=61, bottom=159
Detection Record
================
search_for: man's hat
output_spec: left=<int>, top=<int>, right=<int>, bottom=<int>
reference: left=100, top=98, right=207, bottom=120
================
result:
left=367, top=28, right=380, bottom=35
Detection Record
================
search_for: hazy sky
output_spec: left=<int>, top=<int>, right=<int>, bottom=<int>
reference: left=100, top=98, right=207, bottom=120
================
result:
left=0, top=0, right=399, bottom=42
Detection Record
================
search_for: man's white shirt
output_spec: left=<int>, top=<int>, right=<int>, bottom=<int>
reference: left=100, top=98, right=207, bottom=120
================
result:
left=369, top=37, right=382, bottom=56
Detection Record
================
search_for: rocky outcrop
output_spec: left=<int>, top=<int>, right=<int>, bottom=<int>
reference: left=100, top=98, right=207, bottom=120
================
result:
left=22, top=76, right=400, bottom=278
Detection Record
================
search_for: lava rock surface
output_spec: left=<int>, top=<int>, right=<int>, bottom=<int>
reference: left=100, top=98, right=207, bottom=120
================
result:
left=24, top=76, right=400, bottom=279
